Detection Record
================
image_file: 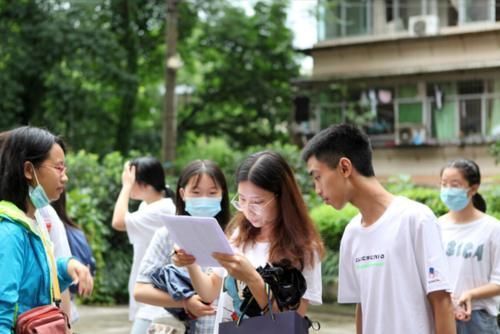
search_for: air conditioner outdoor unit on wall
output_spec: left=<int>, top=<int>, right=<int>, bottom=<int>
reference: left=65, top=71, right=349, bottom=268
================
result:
left=397, top=125, right=426, bottom=146
left=409, top=15, right=439, bottom=37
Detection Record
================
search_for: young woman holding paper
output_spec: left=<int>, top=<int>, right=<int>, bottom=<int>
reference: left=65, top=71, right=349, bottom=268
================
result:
left=134, top=159, right=230, bottom=334
left=174, top=151, right=324, bottom=326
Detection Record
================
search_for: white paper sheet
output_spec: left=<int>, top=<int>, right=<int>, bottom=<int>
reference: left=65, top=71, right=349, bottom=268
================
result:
left=163, top=215, right=234, bottom=267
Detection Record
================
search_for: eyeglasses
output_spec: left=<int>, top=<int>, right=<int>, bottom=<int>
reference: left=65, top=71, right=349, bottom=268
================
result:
left=41, top=163, right=67, bottom=175
left=231, top=194, right=275, bottom=214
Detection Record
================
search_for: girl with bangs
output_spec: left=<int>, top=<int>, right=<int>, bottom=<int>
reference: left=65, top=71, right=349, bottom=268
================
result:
left=174, top=151, right=324, bottom=328
left=134, top=159, right=230, bottom=334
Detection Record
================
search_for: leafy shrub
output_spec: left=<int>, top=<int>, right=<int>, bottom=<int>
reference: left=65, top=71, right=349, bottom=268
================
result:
left=310, top=204, right=358, bottom=252
left=310, top=203, right=358, bottom=301
left=399, top=187, right=448, bottom=217
left=385, top=174, right=416, bottom=193
left=482, top=184, right=500, bottom=217
left=174, top=136, right=242, bottom=191
left=66, top=150, right=132, bottom=304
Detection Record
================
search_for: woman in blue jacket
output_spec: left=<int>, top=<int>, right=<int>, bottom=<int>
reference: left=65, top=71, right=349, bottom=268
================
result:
left=0, top=126, right=93, bottom=333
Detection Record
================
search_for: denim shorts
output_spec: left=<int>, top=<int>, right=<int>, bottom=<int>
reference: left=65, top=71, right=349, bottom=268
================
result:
left=456, top=309, right=500, bottom=334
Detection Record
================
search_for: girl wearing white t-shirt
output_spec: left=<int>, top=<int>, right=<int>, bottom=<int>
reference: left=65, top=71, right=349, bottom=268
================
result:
left=134, top=159, right=231, bottom=334
left=111, top=156, right=176, bottom=334
left=439, top=158, right=500, bottom=334
left=174, top=151, right=324, bottom=330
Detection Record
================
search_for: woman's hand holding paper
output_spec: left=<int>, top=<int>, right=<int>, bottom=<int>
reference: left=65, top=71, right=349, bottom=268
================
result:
left=212, top=252, right=261, bottom=284
left=172, top=247, right=197, bottom=267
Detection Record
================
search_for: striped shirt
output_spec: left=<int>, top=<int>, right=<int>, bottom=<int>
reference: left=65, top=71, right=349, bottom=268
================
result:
left=137, top=227, right=216, bottom=334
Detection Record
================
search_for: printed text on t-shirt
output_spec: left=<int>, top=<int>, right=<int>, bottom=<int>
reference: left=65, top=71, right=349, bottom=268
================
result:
left=355, top=254, right=385, bottom=269
left=445, top=241, right=483, bottom=261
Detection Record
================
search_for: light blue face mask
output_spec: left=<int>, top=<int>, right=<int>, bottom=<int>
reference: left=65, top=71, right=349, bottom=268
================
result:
left=440, top=187, right=470, bottom=212
left=28, top=168, right=50, bottom=209
left=185, top=197, right=222, bottom=217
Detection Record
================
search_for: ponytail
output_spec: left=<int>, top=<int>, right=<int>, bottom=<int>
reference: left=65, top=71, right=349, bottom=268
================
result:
left=164, top=186, right=175, bottom=200
left=472, top=193, right=487, bottom=213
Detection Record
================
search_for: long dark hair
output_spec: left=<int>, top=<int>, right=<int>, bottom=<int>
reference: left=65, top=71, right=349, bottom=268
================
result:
left=175, top=160, right=230, bottom=230
left=51, top=191, right=79, bottom=229
left=441, top=158, right=486, bottom=212
left=228, top=151, right=324, bottom=270
left=0, top=126, right=66, bottom=212
left=130, top=156, right=175, bottom=199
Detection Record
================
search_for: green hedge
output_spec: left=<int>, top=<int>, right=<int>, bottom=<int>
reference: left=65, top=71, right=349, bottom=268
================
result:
left=66, top=151, right=132, bottom=304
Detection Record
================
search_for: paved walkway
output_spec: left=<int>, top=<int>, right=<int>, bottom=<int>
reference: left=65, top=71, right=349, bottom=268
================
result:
left=72, top=304, right=355, bottom=334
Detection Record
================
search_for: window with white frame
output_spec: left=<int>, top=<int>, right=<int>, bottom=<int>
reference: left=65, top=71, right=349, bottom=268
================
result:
left=320, top=0, right=372, bottom=39
left=458, top=80, right=483, bottom=137
left=427, top=79, right=500, bottom=142
left=313, top=79, right=500, bottom=146
left=459, top=0, right=495, bottom=23
left=386, top=0, right=432, bottom=30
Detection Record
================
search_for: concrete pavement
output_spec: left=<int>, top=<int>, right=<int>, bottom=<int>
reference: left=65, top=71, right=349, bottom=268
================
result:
left=72, top=304, right=355, bottom=334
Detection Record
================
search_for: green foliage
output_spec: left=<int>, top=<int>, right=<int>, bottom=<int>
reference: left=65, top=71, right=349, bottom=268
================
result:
left=1, top=0, right=299, bottom=157
left=65, top=150, right=133, bottom=304
left=174, top=136, right=242, bottom=188
left=490, top=141, right=500, bottom=164
left=321, top=249, right=340, bottom=286
left=310, top=204, right=358, bottom=252
left=310, top=204, right=357, bottom=300
left=177, top=0, right=300, bottom=148
left=66, top=188, right=111, bottom=304
left=482, top=184, right=500, bottom=218
left=385, top=174, right=416, bottom=193
left=399, top=187, right=448, bottom=217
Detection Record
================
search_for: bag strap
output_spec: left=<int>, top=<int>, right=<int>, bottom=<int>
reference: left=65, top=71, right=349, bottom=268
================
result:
left=236, top=282, right=274, bottom=326
left=12, top=302, right=19, bottom=332
left=36, top=215, right=62, bottom=305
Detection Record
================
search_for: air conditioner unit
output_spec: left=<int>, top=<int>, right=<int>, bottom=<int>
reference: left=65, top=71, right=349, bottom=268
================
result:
left=397, top=125, right=426, bottom=145
left=409, top=15, right=439, bottom=37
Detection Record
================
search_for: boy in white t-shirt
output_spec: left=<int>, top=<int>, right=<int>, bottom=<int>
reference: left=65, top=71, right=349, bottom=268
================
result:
left=302, top=124, right=456, bottom=334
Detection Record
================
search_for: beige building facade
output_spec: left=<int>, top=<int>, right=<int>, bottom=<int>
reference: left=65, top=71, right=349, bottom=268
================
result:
left=295, top=0, right=499, bottom=182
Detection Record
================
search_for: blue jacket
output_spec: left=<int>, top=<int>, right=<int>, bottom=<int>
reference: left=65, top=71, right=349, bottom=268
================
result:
left=0, top=201, right=73, bottom=334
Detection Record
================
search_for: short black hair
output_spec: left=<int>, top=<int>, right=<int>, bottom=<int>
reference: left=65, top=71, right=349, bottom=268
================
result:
left=0, top=126, right=65, bottom=212
left=130, top=156, right=174, bottom=199
left=301, top=123, right=375, bottom=177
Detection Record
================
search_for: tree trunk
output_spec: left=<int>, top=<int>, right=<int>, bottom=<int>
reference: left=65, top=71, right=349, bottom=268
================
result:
left=162, top=0, right=179, bottom=166
left=114, top=0, right=138, bottom=154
